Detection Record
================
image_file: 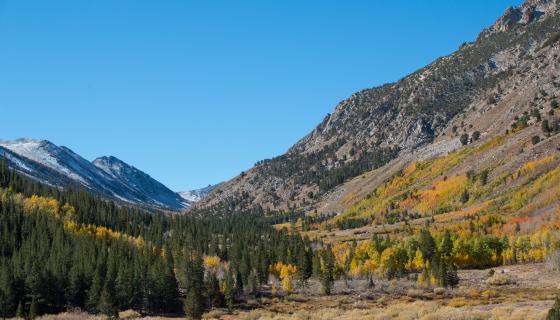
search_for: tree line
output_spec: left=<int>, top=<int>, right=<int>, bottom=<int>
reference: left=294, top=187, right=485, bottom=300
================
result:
left=0, top=158, right=469, bottom=319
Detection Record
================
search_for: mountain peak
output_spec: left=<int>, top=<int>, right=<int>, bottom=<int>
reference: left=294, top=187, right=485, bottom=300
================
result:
left=481, top=0, right=556, bottom=37
left=0, top=138, right=52, bottom=149
left=92, top=155, right=128, bottom=175
left=0, top=138, right=189, bottom=211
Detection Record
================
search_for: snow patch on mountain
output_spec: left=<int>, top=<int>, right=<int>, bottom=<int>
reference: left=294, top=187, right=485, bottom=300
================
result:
left=0, top=138, right=192, bottom=211
left=0, top=139, right=88, bottom=184
left=179, top=184, right=219, bottom=203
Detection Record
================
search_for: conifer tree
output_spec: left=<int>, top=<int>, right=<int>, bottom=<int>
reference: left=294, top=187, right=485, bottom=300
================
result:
left=234, top=269, right=244, bottom=295
left=223, top=270, right=235, bottom=312
left=66, top=267, right=86, bottom=309
left=446, top=262, right=459, bottom=289
left=183, top=254, right=205, bottom=320
left=297, top=246, right=312, bottom=287
left=97, top=282, right=117, bottom=318
left=319, top=245, right=335, bottom=295
left=0, top=264, right=15, bottom=319
left=441, top=230, right=453, bottom=258
left=245, top=270, right=257, bottom=297
left=161, top=261, right=181, bottom=314
left=419, top=229, right=436, bottom=261
left=114, top=264, right=133, bottom=312
left=86, top=268, right=103, bottom=313
left=256, top=252, right=269, bottom=286
left=205, top=272, right=223, bottom=309
left=25, top=265, right=44, bottom=318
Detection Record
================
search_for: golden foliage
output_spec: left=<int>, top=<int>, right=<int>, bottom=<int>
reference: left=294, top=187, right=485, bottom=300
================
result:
left=268, top=262, right=297, bottom=294
left=414, top=175, right=467, bottom=214
left=203, top=255, right=222, bottom=273
left=517, top=155, right=555, bottom=176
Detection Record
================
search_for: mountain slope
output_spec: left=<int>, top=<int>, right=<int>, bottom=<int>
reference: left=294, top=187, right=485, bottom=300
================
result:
left=92, top=155, right=187, bottom=209
left=198, top=0, right=560, bottom=213
left=0, top=139, right=188, bottom=210
left=178, top=184, right=220, bottom=203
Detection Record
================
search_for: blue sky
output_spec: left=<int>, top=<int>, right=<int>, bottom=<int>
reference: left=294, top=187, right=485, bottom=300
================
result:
left=0, top=0, right=522, bottom=191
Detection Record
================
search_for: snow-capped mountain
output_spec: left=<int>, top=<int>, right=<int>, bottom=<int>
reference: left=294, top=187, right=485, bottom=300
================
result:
left=178, top=184, right=220, bottom=203
left=92, top=156, right=186, bottom=209
left=0, top=139, right=189, bottom=211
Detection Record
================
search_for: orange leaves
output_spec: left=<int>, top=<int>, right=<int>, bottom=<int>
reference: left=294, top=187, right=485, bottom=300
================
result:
left=337, top=147, right=474, bottom=224
left=332, top=242, right=352, bottom=267
left=414, top=175, right=467, bottom=214
left=508, top=166, right=560, bottom=211
left=403, top=162, right=418, bottom=176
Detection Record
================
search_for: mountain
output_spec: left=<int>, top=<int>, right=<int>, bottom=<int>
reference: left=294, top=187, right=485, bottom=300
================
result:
left=0, top=139, right=188, bottom=210
left=178, top=184, right=220, bottom=203
left=92, top=155, right=188, bottom=209
left=197, top=0, right=560, bottom=214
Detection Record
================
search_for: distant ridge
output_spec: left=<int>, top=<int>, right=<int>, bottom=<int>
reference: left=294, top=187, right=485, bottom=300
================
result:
left=0, top=138, right=206, bottom=211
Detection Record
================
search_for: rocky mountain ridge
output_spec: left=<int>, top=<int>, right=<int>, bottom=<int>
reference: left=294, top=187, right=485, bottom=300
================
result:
left=0, top=139, right=196, bottom=210
left=196, top=0, right=560, bottom=213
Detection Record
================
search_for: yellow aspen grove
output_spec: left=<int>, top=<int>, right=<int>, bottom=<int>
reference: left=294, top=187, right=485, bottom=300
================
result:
left=203, top=255, right=221, bottom=272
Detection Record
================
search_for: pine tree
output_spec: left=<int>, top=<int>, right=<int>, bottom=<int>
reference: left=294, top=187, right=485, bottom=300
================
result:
left=223, top=270, right=235, bottom=312
left=319, top=246, right=335, bottom=295
left=445, top=263, right=459, bottom=289
left=0, top=264, right=15, bottom=319
left=234, top=270, right=244, bottom=295
left=183, top=254, right=205, bottom=320
left=460, top=133, right=469, bottom=145
left=25, top=265, right=44, bottom=318
left=161, top=261, right=181, bottom=314
left=114, top=264, right=133, bottom=312
left=441, top=230, right=453, bottom=258
left=297, top=246, right=312, bottom=287
left=205, top=272, right=223, bottom=308
left=97, top=283, right=117, bottom=318
left=256, top=252, right=269, bottom=286
left=66, top=267, right=86, bottom=309
left=86, top=267, right=103, bottom=313
left=245, top=270, right=257, bottom=297
left=419, top=229, right=436, bottom=261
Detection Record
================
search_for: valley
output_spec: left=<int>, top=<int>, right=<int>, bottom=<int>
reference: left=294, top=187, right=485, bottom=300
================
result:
left=2, top=0, right=560, bottom=319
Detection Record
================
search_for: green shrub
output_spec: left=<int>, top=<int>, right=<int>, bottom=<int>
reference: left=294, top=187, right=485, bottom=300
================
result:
left=487, top=274, right=513, bottom=286
left=547, top=296, right=560, bottom=320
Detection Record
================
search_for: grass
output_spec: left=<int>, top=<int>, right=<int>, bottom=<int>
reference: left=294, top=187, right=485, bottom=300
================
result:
left=234, top=300, right=550, bottom=320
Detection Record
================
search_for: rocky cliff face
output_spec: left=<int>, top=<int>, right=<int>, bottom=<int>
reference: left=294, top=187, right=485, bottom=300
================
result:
left=197, top=0, right=560, bottom=213
left=481, top=0, right=556, bottom=35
